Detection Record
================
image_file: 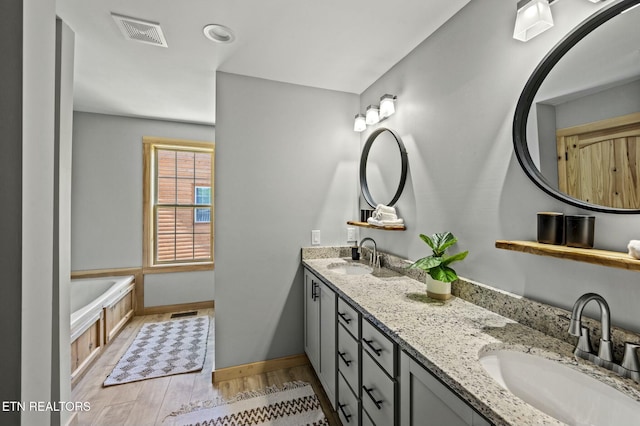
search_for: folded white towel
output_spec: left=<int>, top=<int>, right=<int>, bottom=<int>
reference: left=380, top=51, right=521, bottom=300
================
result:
left=367, top=217, right=404, bottom=226
left=367, top=218, right=384, bottom=226
left=628, top=240, right=640, bottom=259
left=375, top=211, right=398, bottom=221
left=376, top=204, right=397, bottom=214
left=380, top=218, right=404, bottom=225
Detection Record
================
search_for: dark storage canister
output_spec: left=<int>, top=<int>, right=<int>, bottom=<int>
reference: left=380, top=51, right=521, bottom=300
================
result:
left=351, top=246, right=360, bottom=260
left=360, top=209, right=374, bottom=222
left=565, top=215, right=595, bottom=248
left=537, top=212, right=564, bottom=245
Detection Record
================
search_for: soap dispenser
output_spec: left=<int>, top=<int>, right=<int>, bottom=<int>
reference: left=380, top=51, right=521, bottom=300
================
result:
left=351, top=243, right=360, bottom=260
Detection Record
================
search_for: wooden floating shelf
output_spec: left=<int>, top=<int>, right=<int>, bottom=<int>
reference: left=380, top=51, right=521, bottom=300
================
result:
left=495, top=240, right=640, bottom=272
left=347, top=221, right=406, bottom=231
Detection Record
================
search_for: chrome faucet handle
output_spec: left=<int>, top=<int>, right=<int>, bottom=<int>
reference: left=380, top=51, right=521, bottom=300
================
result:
left=621, top=342, right=640, bottom=373
left=597, top=338, right=613, bottom=363
left=575, top=326, right=593, bottom=355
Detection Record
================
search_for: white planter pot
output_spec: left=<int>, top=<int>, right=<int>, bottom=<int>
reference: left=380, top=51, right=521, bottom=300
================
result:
left=426, top=275, right=452, bottom=300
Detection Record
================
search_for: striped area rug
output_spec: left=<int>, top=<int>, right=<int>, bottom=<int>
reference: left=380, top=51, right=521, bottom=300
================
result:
left=165, top=381, right=328, bottom=426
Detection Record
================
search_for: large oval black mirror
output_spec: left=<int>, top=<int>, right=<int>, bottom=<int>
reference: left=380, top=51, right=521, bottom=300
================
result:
left=360, top=127, right=408, bottom=208
left=513, top=0, right=640, bottom=213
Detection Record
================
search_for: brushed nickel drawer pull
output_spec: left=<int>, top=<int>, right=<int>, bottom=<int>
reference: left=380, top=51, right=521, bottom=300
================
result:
left=363, top=338, right=382, bottom=356
left=362, top=385, right=383, bottom=409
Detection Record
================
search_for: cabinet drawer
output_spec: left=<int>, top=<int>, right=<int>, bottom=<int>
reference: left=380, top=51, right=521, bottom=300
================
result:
left=400, top=351, right=491, bottom=426
left=337, top=323, right=359, bottom=392
left=362, top=410, right=375, bottom=426
left=337, top=297, right=359, bottom=338
left=337, top=372, right=359, bottom=426
left=362, top=319, right=395, bottom=376
left=362, top=350, right=395, bottom=426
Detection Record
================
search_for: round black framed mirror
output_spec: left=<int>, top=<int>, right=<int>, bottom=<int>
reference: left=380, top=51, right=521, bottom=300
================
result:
left=360, top=127, right=408, bottom=208
left=513, top=0, right=640, bottom=213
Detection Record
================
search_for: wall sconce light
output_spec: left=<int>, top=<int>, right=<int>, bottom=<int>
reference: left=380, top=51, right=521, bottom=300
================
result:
left=513, top=0, right=554, bottom=42
left=354, top=114, right=366, bottom=132
left=354, top=94, right=397, bottom=132
left=379, top=94, right=397, bottom=119
left=513, top=0, right=603, bottom=42
left=365, top=105, right=380, bottom=125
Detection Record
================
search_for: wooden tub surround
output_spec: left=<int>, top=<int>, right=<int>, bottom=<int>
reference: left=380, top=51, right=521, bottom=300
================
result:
left=71, top=313, right=104, bottom=386
left=70, top=273, right=137, bottom=387
left=71, top=267, right=144, bottom=315
left=104, top=281, right=136, bottom=345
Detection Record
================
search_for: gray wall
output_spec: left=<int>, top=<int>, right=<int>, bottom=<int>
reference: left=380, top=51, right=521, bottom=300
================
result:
left=0, top=1, right=25, bottom=423
left=215, top=72, right=359, bottom=369
left=4, top=8, right=73, bottom=425
left=359, top=0, right=640, bottom=332
left=535, top=103, right=558, bottom=190
left=71, top=112, right=216, bottom=306
left=555, top=79, right=640, bottom=129
left=53, top=19, right=75, bottom=426
left=21, top=0, right=57, bottom=423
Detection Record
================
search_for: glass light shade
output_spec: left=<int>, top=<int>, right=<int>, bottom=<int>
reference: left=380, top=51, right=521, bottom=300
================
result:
left=379, top=95, right=396, bottom=119
left=513, top=0, right=554, bottom=42
left=354, top=114, right=366, bottom=132
left=365, top=105, right=380, bottom=125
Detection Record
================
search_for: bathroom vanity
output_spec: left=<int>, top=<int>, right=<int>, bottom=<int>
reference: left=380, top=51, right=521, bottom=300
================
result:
left=304, top=259, right=490, bottom=425
left=302, top=247, right=640, bottom=426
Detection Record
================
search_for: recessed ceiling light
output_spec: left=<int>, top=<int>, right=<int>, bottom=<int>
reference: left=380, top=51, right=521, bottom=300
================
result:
left=203, top=24, right=235, bottom=44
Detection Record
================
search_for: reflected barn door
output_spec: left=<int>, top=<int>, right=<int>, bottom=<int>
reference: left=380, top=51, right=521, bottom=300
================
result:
left=557, top=112, right=640, bottom=209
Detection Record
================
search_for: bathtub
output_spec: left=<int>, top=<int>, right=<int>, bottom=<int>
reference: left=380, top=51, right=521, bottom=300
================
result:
left=70, top=275, right=135, bottom=384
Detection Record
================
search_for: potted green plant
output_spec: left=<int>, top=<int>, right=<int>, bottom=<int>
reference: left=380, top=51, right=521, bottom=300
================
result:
left=409, top=232, right=468, bottom=300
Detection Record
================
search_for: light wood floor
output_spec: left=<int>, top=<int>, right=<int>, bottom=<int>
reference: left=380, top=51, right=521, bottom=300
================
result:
left=71, top=308, right=340, bottom=425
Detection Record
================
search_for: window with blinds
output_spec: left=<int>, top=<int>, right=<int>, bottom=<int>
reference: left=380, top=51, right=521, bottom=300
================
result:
left=143, top=137, right=214, bottom=271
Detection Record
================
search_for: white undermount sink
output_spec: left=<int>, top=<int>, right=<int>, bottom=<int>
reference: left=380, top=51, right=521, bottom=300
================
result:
left=479, top=349, right=640, bottom=425
left=327, top=263, right=373, bottom=275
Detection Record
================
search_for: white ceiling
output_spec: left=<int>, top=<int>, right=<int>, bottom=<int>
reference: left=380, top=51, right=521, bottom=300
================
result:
left=56, top=0, right=471, bottom=125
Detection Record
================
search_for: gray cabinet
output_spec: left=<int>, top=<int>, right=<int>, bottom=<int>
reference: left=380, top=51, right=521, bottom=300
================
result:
left=338, top=371, right=360, bottom=425
left=306, top=268, right=491, bottom=425
left=319, top=281, right=336, bottom=408
left=362, top=319, right=395, bottom=376
left=361, top=319, right=398, bottom=426
left=336, top=298, right=362, bottom=425
left=304, top=268, right=337, bottom=409
left=304, top=268, right=321, bottom=372
left=337, top=323, right=359, bottom=392
left=362, top=410, right=376, bottom=426
left=362, top=349, right=396, bottom=426
left=338, top=297, right=359, bottom=338
left=400, top=351, right=490, bottom=426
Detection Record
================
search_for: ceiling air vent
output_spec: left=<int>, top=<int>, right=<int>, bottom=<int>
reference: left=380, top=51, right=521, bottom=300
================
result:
left=111, top=13, right=168, bottom=48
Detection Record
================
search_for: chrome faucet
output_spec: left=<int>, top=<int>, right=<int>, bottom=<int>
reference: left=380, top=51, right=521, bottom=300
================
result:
left=359, top=237, right=379, bottom=268
left=568, top=293, right=640, bottom=383
left=569, top=293, right=613, bottom=364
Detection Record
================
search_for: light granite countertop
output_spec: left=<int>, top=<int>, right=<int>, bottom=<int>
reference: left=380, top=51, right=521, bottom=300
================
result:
left=302, top=255, right=640, bottom=426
